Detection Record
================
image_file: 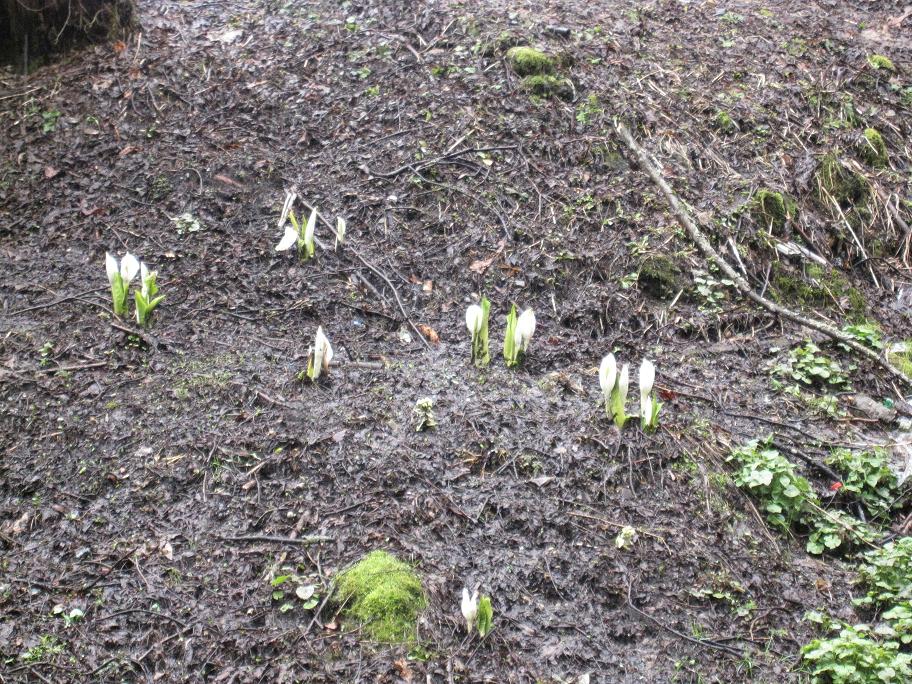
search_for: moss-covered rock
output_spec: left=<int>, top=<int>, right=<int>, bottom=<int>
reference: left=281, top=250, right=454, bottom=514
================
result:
left=506, top=46, right=555, bottom=76
left=867, top=54, right=895, bottom=72
left=638, top=254, right=688, bottom=299
left=858, top=128, right=888, bottom=168
left=333, top=551, right=426, bottom=644
left=751, top=189, right=797, bottom=231
left=521, top=74, right=572, bottom=100
left=815, top=154, right=869, bottom=207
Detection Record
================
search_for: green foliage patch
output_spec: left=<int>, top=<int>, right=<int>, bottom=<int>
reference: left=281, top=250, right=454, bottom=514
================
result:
left=334, top=550, right=426, bottom=643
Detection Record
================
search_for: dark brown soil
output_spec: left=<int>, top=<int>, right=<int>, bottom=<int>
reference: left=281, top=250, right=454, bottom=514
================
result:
left=1, top=0, right=911, bottom=681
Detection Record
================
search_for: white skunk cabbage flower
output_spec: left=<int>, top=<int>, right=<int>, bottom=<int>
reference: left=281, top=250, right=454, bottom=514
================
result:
left=461, top=587, right=478, bottom=634
left=513, top=308, right=536, bottom=352
left=304, top=207, right=317, bottom=250
left=314, top=326, right=333, bottom=371
left=465, top=304, right=483, bottom=336
left=599, top=353, right=617, bottom=399
left=335, top=216, right=346, bottom=248
left=106, top=252, right=140, bottom=318
left=139, top=262, right=152, bottom=298
left=106, top=252, right=140, bottom=284
left=275, top=224, right=299, bottom=252
left=618, top=363, right=629, bottom=406
left=639, top=359, right=655, bottom=425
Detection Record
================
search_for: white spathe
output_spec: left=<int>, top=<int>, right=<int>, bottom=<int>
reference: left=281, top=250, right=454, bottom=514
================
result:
left=639, top=359, right=655, bottom=418
left=461, top=587, right=478, bottom=633
left=465, top=304, right=483, bottom=335
left=105, top=252, right=118, bottom=284
left=275, top=224, right=298, bottom=251
left=618, top=363, right=630, bottom=403
left=107, top=252, right=140, bottom=284
left=304, top=207, right=317, bottom=246
left=336, top=216, right=346, bottom=247
left=599, top=353, right=617, bottom=397
left=312, top=326, right=334, bottom=379
left=120, top=253, right=140, bottom=283
left=513, top=308, right=536, bottom=351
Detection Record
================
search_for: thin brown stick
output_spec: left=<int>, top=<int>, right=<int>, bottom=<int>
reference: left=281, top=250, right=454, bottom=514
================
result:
left=615, top=121, right=912, bottom=388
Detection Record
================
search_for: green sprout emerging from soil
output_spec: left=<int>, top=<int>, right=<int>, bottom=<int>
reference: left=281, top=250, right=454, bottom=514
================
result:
left=333, top=551, right=426, bottom=644
left=276, top=206, right=317, bottom=260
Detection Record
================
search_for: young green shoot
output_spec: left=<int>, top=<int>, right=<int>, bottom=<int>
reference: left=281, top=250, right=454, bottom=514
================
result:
left=306, top=326, right=333, bottom=381
left=134, top=262, right=165, bottom=327
left=504, top=305, right=535, bottom=367
left=276, top=206, right=317, bottom=260
left=465, top=297, right=491, bottom=367
left=476, top=595, right=493, bottom=638
left=105, top=252, right=140, bottom=318
left=639, top=359, right=661, bottom=431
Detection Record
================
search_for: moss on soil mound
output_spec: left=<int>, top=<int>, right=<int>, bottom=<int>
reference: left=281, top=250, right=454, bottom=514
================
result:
left=506, top=46, right=555, bottom=76
left=816, top=154, right=869, bottom=207
left=751, top=188, right=797, bottom=231
left=858, top=128, right=888, bottom=168
left=638, top=254, right=687, bottom=299
left=771, top=263, right=866, bottom=320
left=334, top=550, right=426, bottom=643
left=521, top=74, right=572, bottom=100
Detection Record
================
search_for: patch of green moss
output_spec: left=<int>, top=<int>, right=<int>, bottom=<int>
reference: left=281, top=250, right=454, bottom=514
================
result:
left=815, top=154, right=869, bottom=207
left=521, top=74, right=572, bottom=100
left=506, top=46, right=555, bottom=76
left=638, top=254, right=687, bottom=300
left=751, top=189, right=797, bottom=231
left=858, top=128, right=888, bottom=168
left=714, top=110, right=737, bottom=134
left=771, top=263, right=866, bottom=321
left=334, top=551, right=426, bottom=644
left=867, top=54, right=895, bottom=72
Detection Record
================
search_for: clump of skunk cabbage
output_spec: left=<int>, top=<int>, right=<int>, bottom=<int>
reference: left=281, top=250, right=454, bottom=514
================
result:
left=465, top=297, right=491, bottom=367
left=307, top=326, right=333, bottom=381
left=134, top=262, right=165, bottom=327
left=503, top=305, right=536, bottom=367
left=105, top=252, right=140, bottom=318
left=276, top=206, right=317, bottom=260
left=460, top=587, right=493, bottom=638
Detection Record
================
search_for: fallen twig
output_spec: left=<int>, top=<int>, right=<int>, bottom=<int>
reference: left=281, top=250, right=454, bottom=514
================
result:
left=615, top=121, right=912, bottom=388
left=217, top=534, right=333, bottom=546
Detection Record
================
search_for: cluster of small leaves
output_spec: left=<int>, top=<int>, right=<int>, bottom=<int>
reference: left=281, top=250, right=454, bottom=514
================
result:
left=880, top=603, right=912, bottom=646
left=729, top=441, right=880, bottom=556
left=728, top=441, right=815, bottom=532
left=693, top=269, right=733, bottom=316
left=776, top=341, right=850, bottom=388
left=270, top=574, right=321, bottom=614
left=826, top=448, right=899, bottom=520
left=801, top=621, right=912, bottom=683
left=855, top=538, right=912, bottom=607
left=841, top=322, right=884, bottom=350
left=806, top=509, right=878, bottom=555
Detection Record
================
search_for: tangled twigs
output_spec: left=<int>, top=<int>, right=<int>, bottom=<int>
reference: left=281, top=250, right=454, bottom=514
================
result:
left=614, top=121, right=912, bottom=390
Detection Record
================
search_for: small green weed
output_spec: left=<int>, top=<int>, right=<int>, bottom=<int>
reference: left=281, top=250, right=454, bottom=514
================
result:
left=801, top=622, right=911, bottom=683
left=776, top=341, right=850, bottom=389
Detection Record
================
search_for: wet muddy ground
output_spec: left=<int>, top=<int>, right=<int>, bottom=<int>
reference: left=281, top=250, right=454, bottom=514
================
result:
left=2, top=0, right=911, bottom=681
